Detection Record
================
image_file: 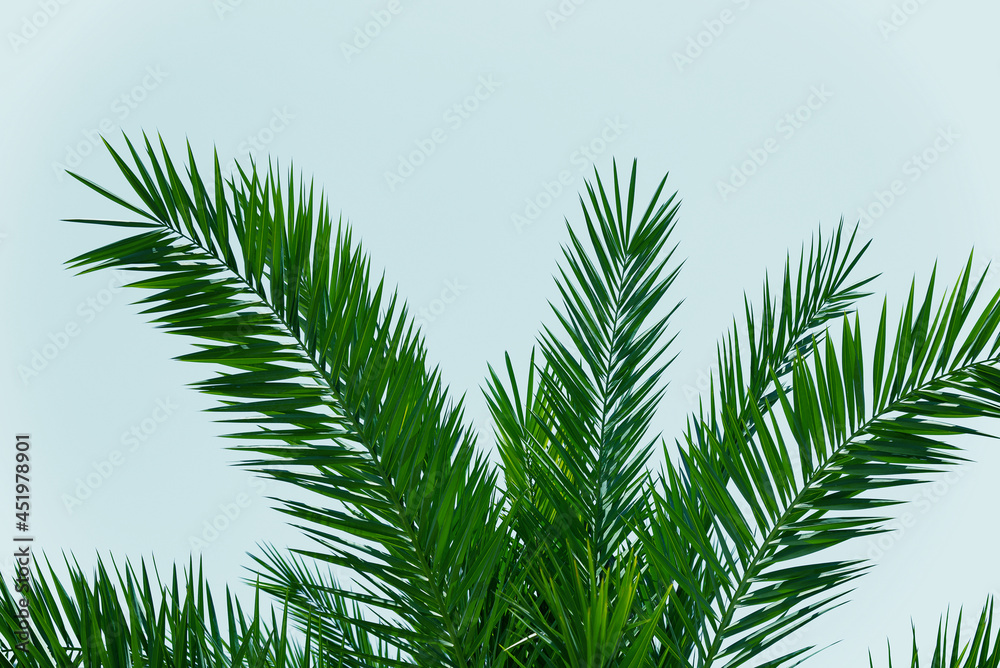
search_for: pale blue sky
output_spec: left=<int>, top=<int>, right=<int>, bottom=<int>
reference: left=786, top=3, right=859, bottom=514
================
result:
left=2, top=1, right=1000, bottom=664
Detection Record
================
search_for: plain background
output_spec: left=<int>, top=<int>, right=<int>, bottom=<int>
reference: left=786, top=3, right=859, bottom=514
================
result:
left=2, top=1, right=1000, bottom=664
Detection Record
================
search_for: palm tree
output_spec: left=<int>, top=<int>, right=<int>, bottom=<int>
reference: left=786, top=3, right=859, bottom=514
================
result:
left=3, top=133, right=999, bottom=667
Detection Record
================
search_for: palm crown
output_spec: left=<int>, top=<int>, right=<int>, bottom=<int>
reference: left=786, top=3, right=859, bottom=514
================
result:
left=2, top=134, right=999, bottom=667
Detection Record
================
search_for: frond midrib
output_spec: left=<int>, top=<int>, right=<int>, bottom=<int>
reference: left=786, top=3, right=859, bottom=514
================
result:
left=593, top=244, right=628, bottom=563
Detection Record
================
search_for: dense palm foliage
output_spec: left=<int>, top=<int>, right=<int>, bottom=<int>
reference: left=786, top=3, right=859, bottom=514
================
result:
left=0, top=556, right=329, bottom=667
left=3, top=134, right=1000, bottom=666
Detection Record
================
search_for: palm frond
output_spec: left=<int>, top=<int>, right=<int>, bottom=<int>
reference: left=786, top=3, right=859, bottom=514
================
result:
left=248, top=544, right=406, bottom=668
left=0, top=554, right=322, bottom=667
left=869, top=597, right=999, bottom=668
left=640, top=220, right=877, bottom=663
left=65, top=134, right=511, bottom=666
left=641, top=252, right=1000, bottom=667
left=489, top=159, right=681, bottom=559
left=485, top=160, right=682, bottom=662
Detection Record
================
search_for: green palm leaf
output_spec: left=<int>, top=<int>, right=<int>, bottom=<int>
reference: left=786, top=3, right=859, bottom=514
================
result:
left=640, top=252, right=1000, bottom=666
left=638, top=220, right=877, bottom=664
left=870, top=598, right=999, bottom=668
left=485, top=160, right=682, bottom=662
left=0, top=554, right=324, bottom=667
left=63, top=134, right=511, bottom=666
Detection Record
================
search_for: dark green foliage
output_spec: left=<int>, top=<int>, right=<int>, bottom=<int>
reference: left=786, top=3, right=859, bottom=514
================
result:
left=3, top=134, right=998, bottom=666
left=0, top=555, right=327, bottom=667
